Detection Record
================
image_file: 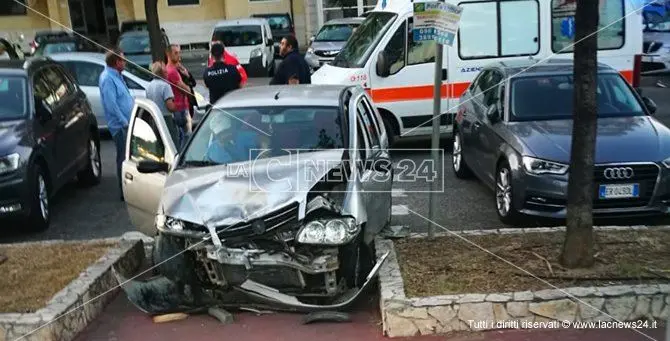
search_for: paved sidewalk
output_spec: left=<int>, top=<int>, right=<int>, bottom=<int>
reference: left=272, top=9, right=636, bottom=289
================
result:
left=71, top=292, right=666, bottom=341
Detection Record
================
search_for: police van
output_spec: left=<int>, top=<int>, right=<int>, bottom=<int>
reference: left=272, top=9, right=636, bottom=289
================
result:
left=311, top=0, right=644, bottom=142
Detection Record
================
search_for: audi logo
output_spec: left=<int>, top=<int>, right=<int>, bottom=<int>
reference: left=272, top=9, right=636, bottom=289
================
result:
left=603, top=167, right=634, bottom=180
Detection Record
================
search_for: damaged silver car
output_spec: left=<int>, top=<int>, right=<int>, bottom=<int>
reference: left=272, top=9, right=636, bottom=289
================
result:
left=117, top=85, right=393, bottom=314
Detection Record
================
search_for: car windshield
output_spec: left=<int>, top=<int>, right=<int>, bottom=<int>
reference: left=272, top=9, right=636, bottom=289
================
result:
left=331, top=12, right=396, bottom=68
left=125, top=60, right=153, bottom=82
left=0, top=76, right=27, bottom=120
left=261, top=16, right=291, bottom=31
left=181, top=106, right=345, bottom=167
left=510, top=74, right=645, bottom=121
left=212, top=26, right=263, bottom=47
left=37, top=42, right=77, bottom=56
left=119, top=34, right=150, bottom=54
left=315, top=24, right=358, bottom=42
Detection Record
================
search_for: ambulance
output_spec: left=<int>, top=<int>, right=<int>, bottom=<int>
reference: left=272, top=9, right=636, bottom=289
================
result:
left=311, top=0, right=644, bottom=142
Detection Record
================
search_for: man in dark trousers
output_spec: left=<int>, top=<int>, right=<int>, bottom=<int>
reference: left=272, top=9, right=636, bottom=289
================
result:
left=270, top=35, right=311, bottom=85
left=203, top=43, right=242, bottom=104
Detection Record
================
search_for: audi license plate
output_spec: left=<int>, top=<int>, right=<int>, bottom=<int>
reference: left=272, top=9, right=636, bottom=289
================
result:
left=598, top=184, right=639, bottom=199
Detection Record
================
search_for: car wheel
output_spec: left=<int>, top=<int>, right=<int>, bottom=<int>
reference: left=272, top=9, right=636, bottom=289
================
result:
left=452, top=132, right=473, bottom=179
left=382, top=116, right=397, bottom=146
left=28, top=164, right=50, bottom=231
left=495, top=161, right=522, bottom=225
left=77, top=135, right=102, bottom=187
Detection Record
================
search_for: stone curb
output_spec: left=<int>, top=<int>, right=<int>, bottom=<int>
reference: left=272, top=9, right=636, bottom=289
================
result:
left=375, top=225, right=670, bottom=338
left=0, top=237, right=145, bottom=341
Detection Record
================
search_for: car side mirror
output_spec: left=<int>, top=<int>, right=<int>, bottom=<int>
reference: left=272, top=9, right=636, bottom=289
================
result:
left=486, top=105, right=500, bottom=123
left=267, top=38, right=273, bottom=46
left=642, top=96, right=658, bottom=115
left=137, top=160, right=170, bottom=174
left=376, top=51, right=390, bottom=78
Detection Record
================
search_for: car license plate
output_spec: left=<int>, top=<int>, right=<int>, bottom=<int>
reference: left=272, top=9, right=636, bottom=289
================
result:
left=598, top=184, right=639, bottom=199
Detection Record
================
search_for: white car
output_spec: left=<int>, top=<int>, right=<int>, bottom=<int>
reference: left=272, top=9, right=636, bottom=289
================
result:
left=50, top=52, right=209, bottom=130
left=209, top=18, right=275, bottom=77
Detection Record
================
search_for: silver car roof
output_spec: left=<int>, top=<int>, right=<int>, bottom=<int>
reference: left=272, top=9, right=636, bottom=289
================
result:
left=324, top=17, right=365, bottom=25
left=48, top=52, right=106, bottom=62
left=215, top=84, right=354, bottom=108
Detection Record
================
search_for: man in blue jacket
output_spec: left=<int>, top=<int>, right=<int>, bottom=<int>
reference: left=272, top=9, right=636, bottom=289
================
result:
left=99, top=49, right=134, bottom=201
left=270, top=35, right=311, bottom=85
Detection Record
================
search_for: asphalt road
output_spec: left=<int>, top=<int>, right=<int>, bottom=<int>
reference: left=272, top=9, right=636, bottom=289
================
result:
left=2, top=77, right=670, bottom=243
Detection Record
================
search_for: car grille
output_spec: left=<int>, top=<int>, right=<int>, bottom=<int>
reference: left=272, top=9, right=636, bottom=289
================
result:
left=314, top=50, right=338, bottom=58
left=592, top=164, right=659, bottom=209
left=524, top=164, right=659, bottom=212
left=185, top=202, right=300, bottom=238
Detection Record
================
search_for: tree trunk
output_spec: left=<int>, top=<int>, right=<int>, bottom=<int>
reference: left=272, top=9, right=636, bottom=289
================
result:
left=145, top=0, right=164, bottom=63
left=560, top=0, right=600, bottom=268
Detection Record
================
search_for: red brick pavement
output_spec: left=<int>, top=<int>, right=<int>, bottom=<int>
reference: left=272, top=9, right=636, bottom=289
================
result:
left=65, top=292, right=667, bottom=341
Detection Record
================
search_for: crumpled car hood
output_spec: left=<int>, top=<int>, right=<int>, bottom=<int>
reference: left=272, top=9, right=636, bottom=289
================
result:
left=160, top=149, right=346, bottom=227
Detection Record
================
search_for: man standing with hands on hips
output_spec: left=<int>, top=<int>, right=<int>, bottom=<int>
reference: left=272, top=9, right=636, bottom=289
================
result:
left=99, top=49, right=134, bottom=201
left=165, top=44, right=193, bottom=148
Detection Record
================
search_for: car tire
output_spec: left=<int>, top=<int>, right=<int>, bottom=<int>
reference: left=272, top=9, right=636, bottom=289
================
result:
left=452, top=132, right=473, bottom=179
left=382, top=116, right=397, bottom=146
left=495, top=160, right=522, bottom=225
left=28, top=164, right=50, bottom=232
left=77, top=135, right=102, bottom=187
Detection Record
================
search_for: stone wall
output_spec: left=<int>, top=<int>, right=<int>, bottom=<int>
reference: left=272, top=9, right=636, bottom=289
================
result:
left=375, top=226, right=670, bottom=338
left=0, top=238, right=145, bottom=341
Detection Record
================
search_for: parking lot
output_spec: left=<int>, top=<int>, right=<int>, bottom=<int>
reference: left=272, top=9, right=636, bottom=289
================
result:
left=2, top=77, right=670, bottom=244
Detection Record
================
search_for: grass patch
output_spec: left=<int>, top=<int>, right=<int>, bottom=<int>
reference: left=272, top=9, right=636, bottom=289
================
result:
left=0, top=241, right=116, bottom=313
left=394, top=230, right=670, bottom=298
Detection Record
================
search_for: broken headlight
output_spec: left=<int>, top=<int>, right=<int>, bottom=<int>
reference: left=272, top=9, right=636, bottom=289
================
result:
left=155, top=214, right=184, bottom=231
left=296, top=217, right=359, bottom=245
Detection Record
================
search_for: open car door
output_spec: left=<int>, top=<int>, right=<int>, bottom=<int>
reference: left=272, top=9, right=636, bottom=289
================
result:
left=122, top=98, right=177, bottom=237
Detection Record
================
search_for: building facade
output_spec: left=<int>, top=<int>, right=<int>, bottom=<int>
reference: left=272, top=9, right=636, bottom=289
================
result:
left=0, top=0, right=377, bottom=52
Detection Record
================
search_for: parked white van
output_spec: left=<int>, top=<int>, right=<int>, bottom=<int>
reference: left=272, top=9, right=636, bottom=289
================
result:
left=311, top=0, right=644, bottom=142
left=209, top=18, right=276, bottom=77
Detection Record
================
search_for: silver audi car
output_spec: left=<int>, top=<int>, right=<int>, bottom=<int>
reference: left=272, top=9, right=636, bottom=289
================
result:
left=452, top=59, right=670, bottom=224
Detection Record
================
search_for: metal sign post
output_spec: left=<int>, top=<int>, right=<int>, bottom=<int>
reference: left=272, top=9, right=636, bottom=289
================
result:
left=413, top=1, right=462, bottom=237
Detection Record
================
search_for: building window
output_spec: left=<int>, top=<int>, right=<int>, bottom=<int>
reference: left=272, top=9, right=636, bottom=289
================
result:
left=0, top=0, right=27, bottom=16
left=551, top=0, right=625, bottom=52
left=458, top=0, right=540, bottom=60
left=167, top=0, right=199, bottom=6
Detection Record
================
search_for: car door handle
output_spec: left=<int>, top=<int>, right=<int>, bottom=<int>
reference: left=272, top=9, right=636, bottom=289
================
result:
left=124, top=173, right=133, bottom=181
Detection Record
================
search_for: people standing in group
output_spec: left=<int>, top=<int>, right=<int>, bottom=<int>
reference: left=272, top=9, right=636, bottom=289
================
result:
left=270, top=36, right=311, bottom=85
left=99, top=49, right=134, bottom=201
left=203, top=42, right=242, bottom=104
left=145, top=61, right=180, bottom=146
left=165, top=44, right=193, bottom=148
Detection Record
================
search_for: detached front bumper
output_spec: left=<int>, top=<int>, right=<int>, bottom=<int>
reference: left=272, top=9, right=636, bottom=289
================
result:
left=513, top=163, right=670, bottom=219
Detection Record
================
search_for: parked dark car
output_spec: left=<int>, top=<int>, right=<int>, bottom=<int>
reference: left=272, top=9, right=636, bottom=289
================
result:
left=0, top=38, right=22, bottom=60
left=29, top=30, right=71, bottom=55
left=251, top=12, right=294, bottom=55
left=452, top=59, right=667, bottom=224
left=117, top=30, right=169, bottom=70
left=0, top=58, right=102, bottom=231
left=32, top=35, right=100, bottom=57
